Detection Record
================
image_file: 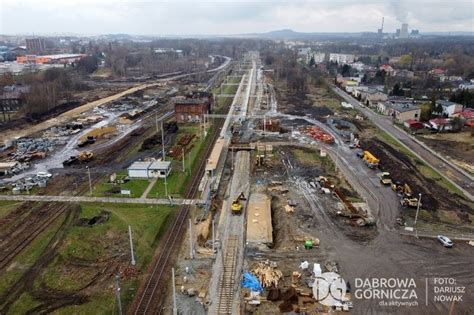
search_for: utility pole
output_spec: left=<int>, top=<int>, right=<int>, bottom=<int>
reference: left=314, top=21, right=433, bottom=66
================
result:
left=115, top=274, right=123, bottom=315
left=231, top=148, right=234, bottom=170
left=189, top=218, right=194, bottom=259
left=414, top=193, right=422, bottom=227
left=86, top=166, right=92, bottom=196
left=155, top=111, right=159, bottom=133
left=161, top=120, right=165, bottom=161
left=172, top=267, right=177, bottom=315
left=212, top=219, right=215, bottom=254
left=128, top=225, right=136, bottom=266
left=182, top=147, right=186, bottom=173
left=164, top=173, right=168, bottom=197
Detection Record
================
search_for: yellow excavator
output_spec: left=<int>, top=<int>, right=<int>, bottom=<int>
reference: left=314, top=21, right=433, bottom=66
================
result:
left=231, top=192, right=246, bottom=215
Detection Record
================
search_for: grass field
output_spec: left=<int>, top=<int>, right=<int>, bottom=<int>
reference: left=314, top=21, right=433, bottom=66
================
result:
left=0, top=212, right=66, bottom=299
left=34, top=202, right=173, bottom=314
left=92, top=170, right=150, bottom=198
left=0, top=201, right=21, bottom=219
left=149, top=123, right=214, bottom=198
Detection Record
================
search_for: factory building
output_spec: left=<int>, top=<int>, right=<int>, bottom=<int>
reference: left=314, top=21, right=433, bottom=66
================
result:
left=174, top=91, right=213, bottom=123
left=16, top=53, right=86, bottom=65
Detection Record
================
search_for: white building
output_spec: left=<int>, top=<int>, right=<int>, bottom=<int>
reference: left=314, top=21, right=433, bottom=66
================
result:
left=312, top=53, right=326, bottom=63
left=435, top=100, right=464, bottom=117
left=148, top=161, right=172, bottom=178
left=329, top=53, right=355, bottom=64
left=127, top=161, right=171, bottom=179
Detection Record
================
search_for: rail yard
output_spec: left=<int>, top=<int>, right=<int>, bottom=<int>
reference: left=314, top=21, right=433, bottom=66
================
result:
left=0, top=48, right=473, bottom=315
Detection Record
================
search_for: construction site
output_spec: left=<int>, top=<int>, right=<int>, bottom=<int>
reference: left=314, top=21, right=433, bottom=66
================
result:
left=0, top=49, right=473, bottom=315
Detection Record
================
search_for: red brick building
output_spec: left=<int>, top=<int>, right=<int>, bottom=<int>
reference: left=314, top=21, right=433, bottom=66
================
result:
left=174, top=91, right=213, bottom=123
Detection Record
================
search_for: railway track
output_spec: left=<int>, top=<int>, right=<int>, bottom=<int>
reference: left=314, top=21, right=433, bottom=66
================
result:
left=131, top=118, right=224, bottom=315
left=217, top=235, right=239, bottom=314
left=0, top=174, right=103, bottom=272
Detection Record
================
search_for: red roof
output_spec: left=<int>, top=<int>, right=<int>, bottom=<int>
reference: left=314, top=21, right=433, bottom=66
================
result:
left=459, top=110, right=474, bottom=120
left=405, top=119, right=418, bottom=125
left=430, top=68, right=445, bottom=75
left=465, top=121, right=474, bottom=127
left=429, top=118, right=451, bottom=125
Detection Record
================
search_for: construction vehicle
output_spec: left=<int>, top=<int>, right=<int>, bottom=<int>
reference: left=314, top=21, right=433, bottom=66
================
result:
left=231, top=192, right=246, bottom=215
left=78, top=151, right=94, bottom=162
left=362, top=151, right=379, bottom=169
left=63, top=151, right=93, bottom=167
left=63, top=156, right=78, bottom=167
left=78, top=136, right=96, bottom=148
left=379, top=172, right=392, bottom=185
left=391, top=182, right=412, bottom=197
left=400, top=197, right=420, bottom=208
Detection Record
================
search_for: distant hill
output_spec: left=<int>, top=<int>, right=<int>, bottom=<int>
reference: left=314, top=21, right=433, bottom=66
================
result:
left=241, top=29, right=364, bottom=40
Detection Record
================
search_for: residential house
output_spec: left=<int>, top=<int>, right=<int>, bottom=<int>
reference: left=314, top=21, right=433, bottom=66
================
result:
left=429, top=68, right=445, bottom=78
left=174, top=91, right=213, bottom=122
left=379, top=64, right=394, bottom=76
left=361, top=88, right=388, bottom=108
left=394, top=69, right=414, bottom=79
left=455, top=109, right=474, bottom=126
left=377, top=101, right=421, bottom=123
left=312, top=52, right=326, bottom=64
left=435, top=100, right=463, bottom=117
left=350, top=61, right=366, bottom=72
left=459, top=82, right=474, bottom=90
left=329, top=53, right=355, bottom=65
left=404, top=119, right=424, bottom=130
left=427, top=118, right=453, bottom=131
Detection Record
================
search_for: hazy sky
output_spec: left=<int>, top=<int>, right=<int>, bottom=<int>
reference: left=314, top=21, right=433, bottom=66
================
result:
left=0, top=0, right=473, bottom=35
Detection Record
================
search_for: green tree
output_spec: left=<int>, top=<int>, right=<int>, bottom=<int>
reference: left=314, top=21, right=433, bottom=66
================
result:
left=309, top=56, right=316, bottom=67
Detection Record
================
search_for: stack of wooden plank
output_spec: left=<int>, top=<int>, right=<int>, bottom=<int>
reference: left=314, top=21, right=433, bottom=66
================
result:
left=251, top=261, right=283, bottom=288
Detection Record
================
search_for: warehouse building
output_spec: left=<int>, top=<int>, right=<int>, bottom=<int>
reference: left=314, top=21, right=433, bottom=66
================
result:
left=174, top=91, right=213, bottom=123
left=127, top=161, right=171, bottom=179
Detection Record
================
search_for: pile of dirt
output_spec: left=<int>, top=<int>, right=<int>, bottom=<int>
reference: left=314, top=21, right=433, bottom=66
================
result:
left=279, top=287, right=299, bottom=312
left=77, top=210, right=110, bottom=226
left=363, top=138, right=472, bottom=219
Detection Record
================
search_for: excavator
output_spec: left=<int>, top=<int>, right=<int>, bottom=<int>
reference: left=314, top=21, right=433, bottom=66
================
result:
left=231, top=192, right=246, bottom=215
left=391, top=182, right=412, bottom=198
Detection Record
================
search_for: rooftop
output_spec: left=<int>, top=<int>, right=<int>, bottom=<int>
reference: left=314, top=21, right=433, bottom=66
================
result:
left=128, top=161, right=151, bottom=170
left=149, top=160, right=171, bottom=169
left=385, top=102, right=420, bottom=113
left=436, top=100, right=462, bottom=108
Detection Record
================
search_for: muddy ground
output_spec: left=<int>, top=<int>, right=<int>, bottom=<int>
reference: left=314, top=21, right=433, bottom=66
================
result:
left=363, top=138, right=473, bottom=222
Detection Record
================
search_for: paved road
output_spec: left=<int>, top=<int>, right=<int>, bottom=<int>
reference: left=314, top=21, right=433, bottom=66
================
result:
left=0, top=194, right=203, bottom=205
left=331, top=85, right=474, bottom=201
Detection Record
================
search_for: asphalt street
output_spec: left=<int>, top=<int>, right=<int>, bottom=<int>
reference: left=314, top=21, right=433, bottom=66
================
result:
left=331, top=85, right=474, bottom=201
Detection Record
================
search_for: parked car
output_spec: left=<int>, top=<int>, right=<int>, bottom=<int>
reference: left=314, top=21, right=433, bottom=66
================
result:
left=437, top=235, right=453, bottom=248
left=36, top=172, right=52, bottom=178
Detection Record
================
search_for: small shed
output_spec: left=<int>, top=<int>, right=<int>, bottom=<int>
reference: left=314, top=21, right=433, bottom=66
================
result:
left=127, top=161, right=151, bottom=179
left=148, top=161, right=172, bottom=178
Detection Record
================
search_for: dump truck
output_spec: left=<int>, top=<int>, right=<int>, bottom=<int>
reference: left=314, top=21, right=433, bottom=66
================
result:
left=379, top=172, right=392, bottom=185
left=362, top=151, right=379, bottom=169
